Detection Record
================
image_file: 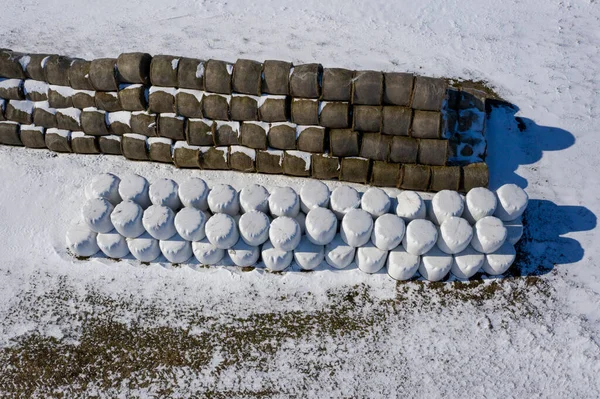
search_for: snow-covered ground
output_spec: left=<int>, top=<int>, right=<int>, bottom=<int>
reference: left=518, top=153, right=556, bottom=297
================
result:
left=1, top=0, right=600, bottom=397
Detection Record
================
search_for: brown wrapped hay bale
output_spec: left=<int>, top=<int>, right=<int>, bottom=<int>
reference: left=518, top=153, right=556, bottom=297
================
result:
left=24, top=54, right=50, bottom=81
left=56, top=108, right=82, bottom=131
left=117, top=52, right=152, bottom=85
left=318, top=101, right=349, bottom=128
left=400, top=164, right=431, bottom=191
left=186, top=118, right=214, bottom=146
left=258, top=95, right=288, bottom=122
left=233, top=59, right=262, bottom=96
left=322, top=68, right=353, bottom=101
left=98, top=135, right=122, bottom=155
left=5, top=100, right=34, bottom=124
left=20, top=125, right=46, bottom=148
left=411, top=76, right=447, bottom=111
left=371, top=161, right=402, bottom=187
left=214, top=121, right=240, bottom=146
left=81, top=108, right=109, bottom=136
left=177, top=57, right=205, bottom=90
left=290, top=64, right=322, bottom=99
left=340, top=157, right=371, bottom=184
left=148, top=137, right=174, bottom=163
left=389, top=136, right=418, bottom=164
left=240, top=121, right=268, bottom=149
left=230, top=94, right=258, bottom=121
left=383, top=72, right=414, bottom=106
left=205, top=59, right=233, bottom=95
left=23, top=80, right=48, bottom=102
left=0, top=79, right=24, bottom=100
left=149, top=55, right=180, bottom=87
left=203, top=93, right=230, bottom=120
left=173, top=141, right=200, bottom=168
left=283, top=150, right=312, bottom=177
left=95, top=91, right=122, bottom=112
left=71, top=131, right=100, bottom=154
left=148, top=86, right=176, bottom=114
left=199, top=146, right=229, bottom=170
left=32, top=103, right=57, bottom=128
left=311, top=153, right=340, bottom=180
left=353, top=105, right=382, bottom=132
left=256, top=149, right=284, bottom=174
left=45, top=128, right=71, bottom=153
left=0, top=121, right=21, bottom=146
left=44, top=55, right=73, bottom=86
left=360, top=133, right=391, bottom=161
left=131, top=111, right=157, bottom=137
left=230, top=145, right=256, bottom=172
left=119, top=84, right=147, bottom=111
left=418, top=139, right=447, bottom=166
left=461, top=163, right=489, bottom=191
left=48, top=86, right=73, bottom=108
left=176, top=89, right=204, bottom=118
left=268, top=122, right=296, bottom=150
left=329, top=129, right=359, bottom=157
left=68, top=59, right=94, bottom=90
left=382, top=106, right=412, bottom=136
left=291, top=98, right=319, bottom=125
left=411, top=110, right=441, bottom=139
left=429, top=166, right=461, bottom=192
left=158, top=113, right=186, bottom=140
left=262, top=60, right=291, bottom=95
left=121, top=133, right=149, bottom=161
left=296, top=126, right=326, bottom=153
left=106, top=111, right=132, bottom=135
left=72, top=90, right=96, bottom=109
left=352, top=70, right=383, bottom=105
left=0, top=50, right=26, bottom=79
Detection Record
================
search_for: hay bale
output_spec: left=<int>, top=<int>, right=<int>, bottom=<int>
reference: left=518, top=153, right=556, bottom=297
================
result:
left=205, top=59, right=233, bottom=95
left=71, top=132, right=100, bottom=154
left=262, top=60, right=291, bottom=95
left=383, top=72, right=414, bottom=106
left=0, top=121, right=21, bottom=146
left=0, top=50, right=26, bottom=79
left=318, top=101, right=349, bottom=128
left=411, top=76, right=447, bottom=111
left=177, top=57, right=205, bottom=90
left=233, top=59, right=262, bottom=96
left=56, top=108, right=82, bottom=131
left=371, top=161, right=401, bottom=187
left=149, top=55, right=180, bottom=87
left=360, top=133, right=391, bottom=161
left=24, top=54, right=50, bottom=81
left=352, top=70, right=383, bottom=105
left=230, top=145, right=256, bottom=172
left=98, top=135, right=122, bottom=155
left=322, top=68, right=353, bottom=101
left=290, top=63, right=322, bottom=99
left=45, top=128, right=71, bottom=153
left=68, top=59, right=94, bottom=90
left=106, top=111, right=132, bottom=135
left=148, top=137, right=174, bottom=163
left=400, top=164, right=430, bottom=191
left=268, top=122, right=296, bottom=149
left=429, top=166, right=461, bottom=192
left=240, top=121, right=268, bottom=149
left=389, top=136, right=418, bottom=163
left=176, top=89, right=203, bottom=118
left=0, top=99, right=4, bottom=121
left=461, top=163, right=489, bottom=191
left=0, top=79, right=24, bottom=100
left=48, top=86, right=73, bottom=108
left=417, top=139, right=447, bottom=166
left=311, top=153, right=340, bottom=180
left=214, top=121, right=240, bottom=146
left=20, top=124, right=46, bottom=148
left=148, top=86, right=176, bottom=114
left=117, top=52, right=152, bottom=84
left=340, top=157, right=371, bottom=184
left=119, top=84, right=147, bottom=111
left=5, top=100, right=34, bottom=124
left=256, top=149, right=284, bottom=174
left=44, top=55, right=72, bottom=86
left=230, top=94, right=258, bottom=121
left=203, top=93, right=230, bottom=120
left=283, top=150, right=311, bottom=177
left=95, top=91, right=122, bottom=112
left=131, top=111, right=157, bottom=136
left=329, top=129, right=359, bottom=157
left=23, top=80, right=48, bottom=102
left=32, top=104, right=57, bottom=128
left=258, top=95, right=288, bottom=122
left=81, top=108, right=109, bottom=136
left=291, top=98, right=319, bottom=125
left=173, top=141, right=200, bottom=168
left=158, top=113, right=185, bottom=140
left=186, top=118, right=214, bottom=146
left=199, top=146, right=229, bottom=170
left=411, top=110, right=441, bottom=139
left=72, top=90, right=96, bottom=109
left=121, top=133, right=149, bottom=161
left=353, top=105, right=382, bottom=132
left=297, top=126, right=325, bottom=153
left=382, top=106, right=412, bottom=136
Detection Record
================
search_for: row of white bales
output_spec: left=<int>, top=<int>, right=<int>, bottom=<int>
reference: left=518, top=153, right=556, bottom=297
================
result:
left=66, top=173, right=528, bottom=281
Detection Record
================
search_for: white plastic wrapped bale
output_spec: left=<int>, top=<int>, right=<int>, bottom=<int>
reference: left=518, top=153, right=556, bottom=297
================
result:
left=192, top=238, right=225, bottom=265
left=269, top=216, right=301, bottom=251
left=118, top=174, right=151, bottom=209
left=387, top=245, right=420, bottom=281
left=356, top=241, right=388, bottom=274
left=261, top=240, right=293, bottom=271
left=361, top=187, right=391, bottom=218
left=81, top=198, right=114, bottom=233
left=482, top=241, right=516, bottom=275
left=428, top=190, right=464, bottom=225
left=396, top=191, right=426, bottom=222
left=85, top=173, right=121, bottom=205
left=110, top=200, right=145, bottom=238
left=293, top=236, right=325, bottom=270
left=505, top=217, right=524, bottom=245
left=239, top=184, right=269, bottom=214
left=296, top=212, right=306, bottom=235
left=149, top=178, right=181, bottom=210
left=159, top=234, right=193, bottom=263
left=178, top=177, right=209, bottom=211
left=471, top=216, right=507, bottom=254
left=142, top=205, right=177, bottom=240
left=66, top=222, right=100, bottom=257
left=305, top=207, right=337, bottom=245
left=436, top=217, right=473, bottom=254
left=402, top=219, right=438, bottom=256
left=205, top=213, right=240, bottom=249
left=238, top=210, right=270, bottom=246
left=96, top=230, right=129, bottom=259
left=330, top=185, right=361, bottom=220
left=463, top=187, right=497, bottom=224
left=228, top=239, right=260, bottom=267
left=299, top=180, right=330, bottom=213
left=340, top=209, right=373, bottom=248
left=419, top=246, right=453, bottom=281
left=207, top=184, right=240, bottom=216
left=268, top=186, right=300, bottom=218
left=127, top=232, right=161, bottom=262
left=371, top=214, right=405, bottom=251
left=325, top=234, right=356, bottom=269
left=451, top=246, right=485, bottom=279
left=494, top=184, right=529, bottom=222
left=174, top=207, right=207, bottom=241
